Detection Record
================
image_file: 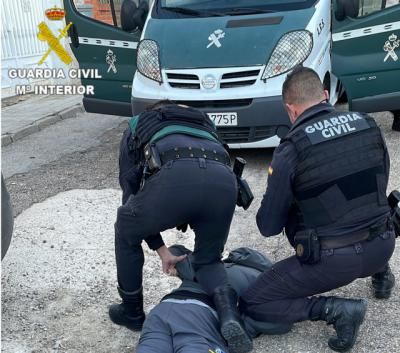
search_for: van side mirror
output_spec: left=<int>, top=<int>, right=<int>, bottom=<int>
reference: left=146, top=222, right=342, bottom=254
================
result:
left=121, top=0, right=149, bottom=32
left=335, top=0, right=360, bottom=21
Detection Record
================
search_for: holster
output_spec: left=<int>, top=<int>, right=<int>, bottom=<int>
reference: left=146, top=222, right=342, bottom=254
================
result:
left=391, top=207, right=400, bottom=238
left=293, top=230, right=321, bottom=264
left=143, top=143, right=162, bottom=172
left=236, top=177, right=254, bottom=210
left=388, top=190, right=400, bottom=238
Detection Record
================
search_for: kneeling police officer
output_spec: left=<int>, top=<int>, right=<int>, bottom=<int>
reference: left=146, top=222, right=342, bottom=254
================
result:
left=110, top=101, right=252, bottom=353
left=240, top=67, right=396, bottom=352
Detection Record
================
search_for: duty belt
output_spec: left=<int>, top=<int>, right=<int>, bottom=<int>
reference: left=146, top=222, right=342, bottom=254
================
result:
left=319, top=221, right=390, bottom=250
left=160, top=147, right=230, bottom=166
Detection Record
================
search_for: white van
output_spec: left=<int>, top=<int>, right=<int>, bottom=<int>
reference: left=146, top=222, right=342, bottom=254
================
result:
left=64, top=0, right=400, bottom=147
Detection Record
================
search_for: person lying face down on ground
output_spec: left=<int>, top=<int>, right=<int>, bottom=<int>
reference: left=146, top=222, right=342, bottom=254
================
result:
left=136, top=246, right=292, bottom=353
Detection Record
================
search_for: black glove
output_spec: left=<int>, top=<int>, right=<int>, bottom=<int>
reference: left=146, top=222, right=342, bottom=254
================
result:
left=176, top=224, right=188, bottom=233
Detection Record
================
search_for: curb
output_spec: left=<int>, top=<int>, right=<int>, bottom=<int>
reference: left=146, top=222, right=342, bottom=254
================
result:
left=1, top=104, right=84, bottom=147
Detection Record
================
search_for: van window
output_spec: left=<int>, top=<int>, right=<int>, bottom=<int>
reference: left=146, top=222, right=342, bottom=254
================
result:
left=155, top=0, right=318, bottom=18
left=357, top=0, right=400, bottom=17
left=73, top=0, right=139, bottom=27
left=358, top=0, right=399, bottom=16
left=335, top=0, right=399, bottom=21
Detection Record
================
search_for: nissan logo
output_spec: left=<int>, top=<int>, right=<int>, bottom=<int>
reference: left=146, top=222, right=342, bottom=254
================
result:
left=201, top=75, right=218, bottom=90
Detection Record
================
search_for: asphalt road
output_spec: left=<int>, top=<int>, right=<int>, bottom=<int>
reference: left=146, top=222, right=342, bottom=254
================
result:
left=1, top=110, right=399, bottom=353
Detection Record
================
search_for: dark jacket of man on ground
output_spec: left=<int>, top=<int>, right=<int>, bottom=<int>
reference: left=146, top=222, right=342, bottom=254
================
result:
left=239, top=67, right=396, bottom=352
left=137, top=246, right=292, bottom=353
left=109, top=102, right=252, bottom=353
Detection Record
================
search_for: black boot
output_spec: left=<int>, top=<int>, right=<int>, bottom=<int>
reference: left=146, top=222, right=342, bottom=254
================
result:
left=213, top=285, right=253, bottom=353
left=109, top=286, right=145, bottom=331
left=320, top=297, right=367, bottom=352
left=371, top=265, right=395, bottom=299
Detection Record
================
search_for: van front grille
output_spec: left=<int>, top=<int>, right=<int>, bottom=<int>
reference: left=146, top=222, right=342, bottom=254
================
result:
left=220, top=69, right=260, bottom=89
left=177, top=99, right=253, bottom=108
left=220, top=80, right=257, bottom=88
left=165, top=68, right=261, bottom=90
left=166, top=72, right=200, bottom=89
left=221, top=70, right=260, bottom=80
left=169, top=82, right=201, bottom=89
left=218, top=126, right=276, bottom=144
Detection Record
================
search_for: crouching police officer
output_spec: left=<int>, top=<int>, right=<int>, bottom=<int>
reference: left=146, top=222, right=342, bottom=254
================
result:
left=110, top=101, right=252, bottom=353
left=239, top=67, right=396, bottom=352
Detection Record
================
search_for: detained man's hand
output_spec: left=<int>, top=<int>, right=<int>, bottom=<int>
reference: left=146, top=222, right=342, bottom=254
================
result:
left=156, top=245, right=187, bottom=276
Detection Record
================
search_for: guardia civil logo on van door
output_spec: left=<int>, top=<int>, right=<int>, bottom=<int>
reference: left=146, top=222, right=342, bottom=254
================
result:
left=304, top=114, right=370, bottom=144
left=383, top=33, right=400, bottom=62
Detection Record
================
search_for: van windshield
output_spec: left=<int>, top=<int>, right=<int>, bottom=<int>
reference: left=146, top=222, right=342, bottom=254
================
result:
left=155, top=0, right=317, bottom=18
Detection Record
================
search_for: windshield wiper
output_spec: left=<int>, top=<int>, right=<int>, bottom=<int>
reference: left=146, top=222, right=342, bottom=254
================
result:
left=220, top=7, right=276, bottom=15
left=162, top=6, right=224, bottom=17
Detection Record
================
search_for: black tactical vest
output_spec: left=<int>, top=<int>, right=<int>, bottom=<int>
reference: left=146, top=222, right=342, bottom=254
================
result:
left=282, top=108, right=390, bottom=235
left=132, top=104, right=221, bottom=151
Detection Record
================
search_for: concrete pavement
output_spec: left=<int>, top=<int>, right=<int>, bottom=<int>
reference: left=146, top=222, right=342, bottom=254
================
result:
left=1, top=94, right=83, bottom=147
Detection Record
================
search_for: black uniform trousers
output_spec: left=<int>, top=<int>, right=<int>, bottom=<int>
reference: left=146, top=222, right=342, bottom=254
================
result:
left=240, top=231, right=395, bottom=323
left=115, top=154, right=237, bottom=295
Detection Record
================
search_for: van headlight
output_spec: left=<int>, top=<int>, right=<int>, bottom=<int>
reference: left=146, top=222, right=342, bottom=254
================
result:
left=261, top=31, right=313, bottom=80
left=137, top=39, right=162, bottom=83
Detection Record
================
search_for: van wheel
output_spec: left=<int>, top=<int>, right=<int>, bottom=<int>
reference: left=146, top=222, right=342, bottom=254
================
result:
left=337, top=90, right=348, bottom=104
left=392, top=111, right=400, bottom=132
left=323, top=74, right=330, bottom=93
left=1, top=174, right=14, bottom=260
left=336, top=81, right=348, bottom=103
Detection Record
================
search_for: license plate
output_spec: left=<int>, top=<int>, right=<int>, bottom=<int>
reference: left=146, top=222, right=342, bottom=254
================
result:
left=207, top=112, right=238, bottom=126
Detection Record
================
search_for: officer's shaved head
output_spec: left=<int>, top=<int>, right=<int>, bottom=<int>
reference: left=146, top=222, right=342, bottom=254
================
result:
left=282, top=67, right=325, bottom=105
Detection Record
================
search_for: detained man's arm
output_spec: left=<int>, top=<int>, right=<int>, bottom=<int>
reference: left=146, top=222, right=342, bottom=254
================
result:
left=256, top=142, right=297, bottom=237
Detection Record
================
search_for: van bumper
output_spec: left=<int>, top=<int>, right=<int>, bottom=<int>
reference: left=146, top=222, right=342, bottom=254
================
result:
left=132, top=95, right=291, bottom=148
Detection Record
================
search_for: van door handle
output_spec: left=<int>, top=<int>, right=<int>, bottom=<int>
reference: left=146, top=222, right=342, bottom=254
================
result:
left=68, top=24, right=79, bottom=48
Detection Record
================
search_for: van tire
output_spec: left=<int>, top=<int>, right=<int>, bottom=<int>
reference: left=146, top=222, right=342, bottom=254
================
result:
left=392, top=111, right=400, bottom=132
left=336, top=81, right=348, bottom=104
left=1, top=174, right=14, bottom=260
left=323, top=74, right=331, bottom=94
